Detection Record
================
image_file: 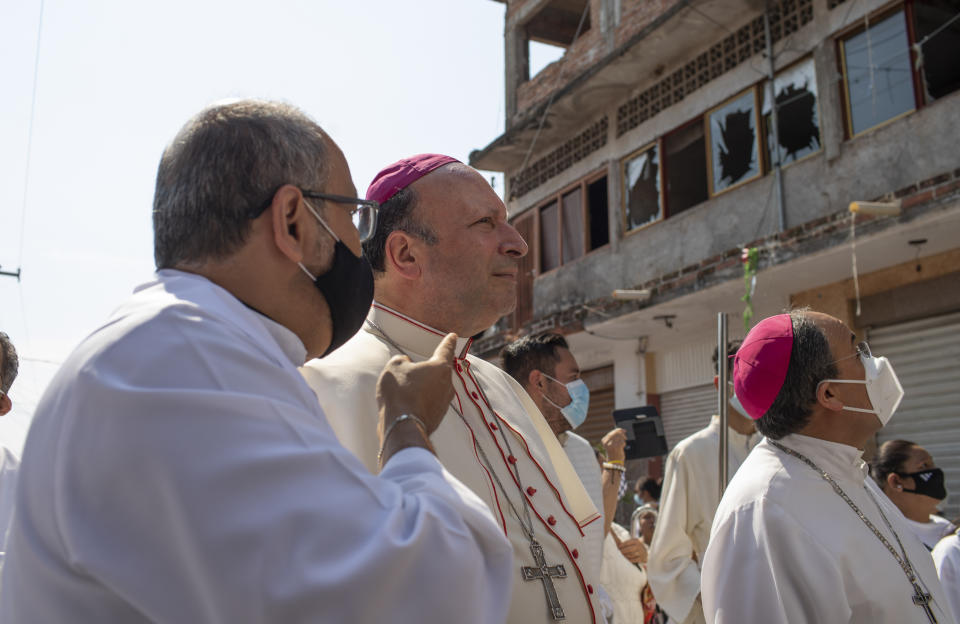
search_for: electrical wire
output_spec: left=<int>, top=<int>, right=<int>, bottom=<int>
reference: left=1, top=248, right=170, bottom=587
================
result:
left=516, top=1, right=592, bottom=176
left=17, top=0, right=46, bottom=270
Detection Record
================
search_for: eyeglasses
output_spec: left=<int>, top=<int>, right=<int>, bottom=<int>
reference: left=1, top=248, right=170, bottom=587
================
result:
left=301, top=191, right=379, bottom=243
left=250, top=187, right=380, bottom=243
left=831, top=341, right=872, bottom=365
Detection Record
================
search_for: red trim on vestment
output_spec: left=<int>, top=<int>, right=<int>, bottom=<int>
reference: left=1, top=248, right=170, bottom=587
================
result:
left=452, top=386, right=508, bottom=536
left=464, top=367, right=585, bottom=536
left=372, top=304, right=470, bottom=360
left=579, top=513, right=602, bottom=529
left=458, top=367, right=597, bottom=623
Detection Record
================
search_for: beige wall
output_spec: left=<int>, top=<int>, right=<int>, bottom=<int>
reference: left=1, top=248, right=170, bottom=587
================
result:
left=790, top=248, right=960, bottom=337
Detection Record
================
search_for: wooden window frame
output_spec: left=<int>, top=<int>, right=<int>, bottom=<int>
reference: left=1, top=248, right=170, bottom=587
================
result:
left=704, top=85, right=764, bottom=198
left=836, top=3, right=923, bottom=140
left=621, top=139, right=665, bottom=237
left=761, top=55, right=824, bottom=172
left=661, top=114, right=709, bottom=219
left=534, top=168, right=610, bottom=277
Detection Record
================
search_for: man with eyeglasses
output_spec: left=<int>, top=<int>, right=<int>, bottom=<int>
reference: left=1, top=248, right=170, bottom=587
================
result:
left=701, top=309, right=954, bottom=624
left=302, top=155, right=602, bottom=623
left=0, top=100, right=513, bottom=623
left=0, top=331, right=19, bottom=579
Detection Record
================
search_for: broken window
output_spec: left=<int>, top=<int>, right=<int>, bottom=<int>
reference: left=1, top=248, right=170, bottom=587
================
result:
left=841, top=10, right=915, bottom=136
left=622, top=143, right=662, bottom=231
left=525, top=0, right=591, bottom=80
left=764, top=59, right=821, bottom=166
left=914, top=0, right=960, bottom=101
left=707, top=88, right=761, bottom=194
left=664, top=120, right=708, bottom=216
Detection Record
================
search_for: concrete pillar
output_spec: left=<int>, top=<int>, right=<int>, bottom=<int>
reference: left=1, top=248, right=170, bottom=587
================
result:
left=505, top=23, right=529, bottom=124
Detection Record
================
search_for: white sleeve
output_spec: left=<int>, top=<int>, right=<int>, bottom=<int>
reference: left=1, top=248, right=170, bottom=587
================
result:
left=646, top=448, right=700, bottom=622
left=46, top=352, right=514, bottom=623
left=701, top=498, right=849, bottom=624
left=933, top=535, right=960, bottom=624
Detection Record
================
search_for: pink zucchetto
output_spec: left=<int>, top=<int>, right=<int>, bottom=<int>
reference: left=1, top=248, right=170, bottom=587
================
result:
left=365, top=154, right=461, bottom=204
left=733, top=314, right=794, bottom=420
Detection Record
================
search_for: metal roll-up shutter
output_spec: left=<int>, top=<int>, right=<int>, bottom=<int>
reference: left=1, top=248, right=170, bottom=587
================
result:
left=871, top=310, right=960, bottom=520
left=660, top=383, right=717, bottom=450
left=578, top=365, right=615, bottom=446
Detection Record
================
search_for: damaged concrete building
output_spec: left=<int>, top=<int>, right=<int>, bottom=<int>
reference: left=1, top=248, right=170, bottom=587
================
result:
left=471, top=0, right=960, bottom=515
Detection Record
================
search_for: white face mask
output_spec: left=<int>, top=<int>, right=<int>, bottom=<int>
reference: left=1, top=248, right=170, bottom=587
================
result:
left=818, top=343, right=904, bottom=426
left=727, top=382, right=749, bottom=418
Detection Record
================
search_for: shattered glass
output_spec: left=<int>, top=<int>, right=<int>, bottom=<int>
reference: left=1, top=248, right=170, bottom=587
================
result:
left=764, top=59, right=821, bottom=166
left=709, top=90, right=760, bottom=193
left=623, top=145, right=662, bottom=230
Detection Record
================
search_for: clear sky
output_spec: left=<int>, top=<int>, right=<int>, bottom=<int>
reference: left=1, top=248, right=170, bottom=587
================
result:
left=0, top=0, right=511, bottom=453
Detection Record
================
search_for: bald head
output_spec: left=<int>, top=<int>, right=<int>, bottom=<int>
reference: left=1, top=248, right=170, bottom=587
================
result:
left=365, top=160, right=528, bottom=335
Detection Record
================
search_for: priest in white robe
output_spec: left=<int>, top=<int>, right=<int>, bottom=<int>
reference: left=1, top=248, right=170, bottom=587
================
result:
left=501, top=331, right=644, bottom=621
left=646, top=342, right=756, bottom=624
left=0, top=101, right=514, bottom=623
left=302, top=154, right=601, bottom=623
left=933, top=529, right=960, bottom=622
left=702, top=310, right=955, bottom=624
left=0, top=332, right=19, bottom=581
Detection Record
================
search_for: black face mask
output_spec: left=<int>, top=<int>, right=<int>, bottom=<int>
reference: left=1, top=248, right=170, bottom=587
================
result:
left=299, top=204, right=374, bottom=358
left=897, top=468, right=947, bottom=501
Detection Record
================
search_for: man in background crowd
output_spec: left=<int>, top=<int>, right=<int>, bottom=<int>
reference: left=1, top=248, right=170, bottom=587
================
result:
left=0, top=332, right=19, bottom=576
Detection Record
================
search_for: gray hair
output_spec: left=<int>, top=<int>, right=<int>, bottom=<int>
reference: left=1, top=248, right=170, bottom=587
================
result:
left=362, top=187, right=438, bottom=274
left=756, top=309, right=838, bottom=439
left=0, top=332, right=18, bottom=394
left=153, top=99, right=330, bottom=268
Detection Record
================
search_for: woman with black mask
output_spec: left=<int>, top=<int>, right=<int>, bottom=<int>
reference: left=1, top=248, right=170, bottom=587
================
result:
left=871, top=439, right=956, bottom=550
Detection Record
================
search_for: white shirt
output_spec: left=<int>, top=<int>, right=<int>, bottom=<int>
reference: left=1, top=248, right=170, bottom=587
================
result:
left=560, top=431, right=605, bottom=584
left=933, top=531, right=960, bottom=623
left=0, top=270, right=513, bottom=623
left=302, top=303, right=601, bottom=624
left=702, top=434, right=955, bottom=624
left=901, top=514, right=956, bottom=551
left=601, top=523, right=647, bottom=624
left=0, top=447, right=18, bottom=581
left=646, top=415, right=755, bottom=624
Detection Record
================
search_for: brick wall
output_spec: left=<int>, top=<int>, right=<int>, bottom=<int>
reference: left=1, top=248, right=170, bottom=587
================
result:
left=512, top=0, right=688, bottom=120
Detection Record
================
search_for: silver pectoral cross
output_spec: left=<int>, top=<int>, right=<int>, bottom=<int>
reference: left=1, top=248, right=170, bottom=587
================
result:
left=520, top=539, right=567, bottom=620
left=911, top=582, right=938, bottom=624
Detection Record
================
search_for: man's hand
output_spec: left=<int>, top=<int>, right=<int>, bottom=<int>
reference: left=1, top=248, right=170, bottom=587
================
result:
left=614, top=535, right=648, bottom=565
left=601, top=427, right=627, bottom=463
left=377, top=333, right=458, bottom=442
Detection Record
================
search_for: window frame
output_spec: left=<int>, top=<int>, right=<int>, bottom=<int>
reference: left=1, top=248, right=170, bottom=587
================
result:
left=620, top=139, right=665, bottom=237
left=533, top=168, right=610, bottom=277
left=704, top=85, right=764, bottom=198
left=837, top=4, right=922, bottom=139
left=761, top=55, right=824, bottom=171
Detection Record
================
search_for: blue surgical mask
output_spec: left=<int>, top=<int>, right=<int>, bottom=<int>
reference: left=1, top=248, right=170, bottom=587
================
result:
left=541, top=373, right=590, bottom=429
left=727, top=383, right=748, bottom=418
left=633, top=494, right=643, bottom=506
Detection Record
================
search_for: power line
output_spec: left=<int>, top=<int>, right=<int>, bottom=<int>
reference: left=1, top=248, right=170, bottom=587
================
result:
left=516, top=1, right=592, bottom=176
left=17, top=0, right=46, bottom=271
